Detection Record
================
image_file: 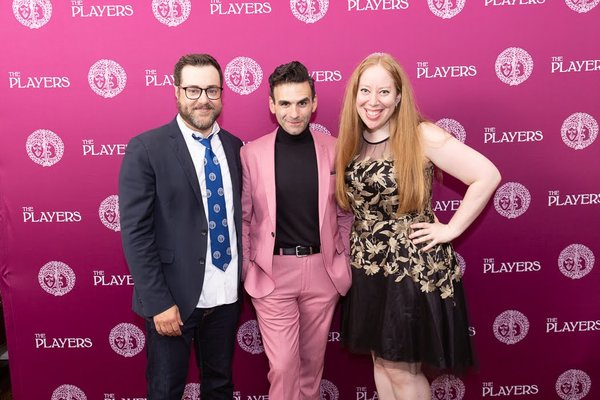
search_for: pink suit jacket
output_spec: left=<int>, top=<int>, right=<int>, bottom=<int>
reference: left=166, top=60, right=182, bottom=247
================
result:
left=241, top=129, right=353, bottom=299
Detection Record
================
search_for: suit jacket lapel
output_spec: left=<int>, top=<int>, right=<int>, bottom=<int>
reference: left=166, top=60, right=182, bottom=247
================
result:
left=312, top=131, right=330, bottom=230
left=220, top=130, right=240, bottom=199
left=167, top=118, right=204, bottom=206
left=264, top=130, right=278, bottom=231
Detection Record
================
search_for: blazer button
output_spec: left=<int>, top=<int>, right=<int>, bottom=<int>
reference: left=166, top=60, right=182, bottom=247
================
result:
left=271, top=232, right=275, bottom=237
left=201, top=230, right=207, bottom=236
left=199, top=259, right=205, bottom=265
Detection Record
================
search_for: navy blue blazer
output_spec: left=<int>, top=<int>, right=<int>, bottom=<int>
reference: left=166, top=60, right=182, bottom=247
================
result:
left=119, top=118, right=243, bottom=321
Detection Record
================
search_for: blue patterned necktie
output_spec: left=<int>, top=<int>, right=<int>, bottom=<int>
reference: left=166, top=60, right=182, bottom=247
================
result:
left=192, top=133, right=231, bottom=271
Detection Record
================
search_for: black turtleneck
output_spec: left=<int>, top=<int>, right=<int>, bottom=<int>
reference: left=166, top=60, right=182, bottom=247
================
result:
left=274, top=126, right=320, bottom=248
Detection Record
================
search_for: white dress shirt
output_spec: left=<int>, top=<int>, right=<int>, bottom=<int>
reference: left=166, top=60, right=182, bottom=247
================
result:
left=177, top=115, right=238, bottom=308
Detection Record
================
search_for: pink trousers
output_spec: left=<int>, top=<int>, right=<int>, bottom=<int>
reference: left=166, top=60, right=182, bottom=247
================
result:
left=251, top=253, right=339, bottom=400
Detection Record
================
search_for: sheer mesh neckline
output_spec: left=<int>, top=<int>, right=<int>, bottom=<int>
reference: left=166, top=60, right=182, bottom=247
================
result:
left=356, top=135, right=391, bottom=162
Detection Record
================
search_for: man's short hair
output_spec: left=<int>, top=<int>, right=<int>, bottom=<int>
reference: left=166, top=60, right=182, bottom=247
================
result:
left=268, top=61, right=315, bottom=99
left=173, top=54, right=223, bottom=87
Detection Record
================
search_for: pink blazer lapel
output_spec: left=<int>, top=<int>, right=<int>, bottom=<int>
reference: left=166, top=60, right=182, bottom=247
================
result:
left=311, top=130, right=331, bottom=230
left=261, top=130, right=278, bottom=231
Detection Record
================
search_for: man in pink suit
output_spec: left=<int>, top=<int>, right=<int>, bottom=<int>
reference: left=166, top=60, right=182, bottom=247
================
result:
left=241, top=61, right=352, bottom=400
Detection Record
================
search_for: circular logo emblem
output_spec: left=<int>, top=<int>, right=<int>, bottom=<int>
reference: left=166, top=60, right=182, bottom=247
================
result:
left=88, top=59, right=127, bottom=98
left=13, top=0, right=52, bottom=29
left=454, top=251, right=466, bottom=276
left=99, top=195, right=120, bottom=232
left=291, top=0, right=329, bottom=23
left=109, top=323, right=145, bottom=357
left=493, top=182, right=531, bottom=219
left=237, top=319, right=264, bottom=354
left=556, top=369, right=592, bottom=400
left=561, top=112, right=598, bottom=150
left=495, top=47, right=534, bottom=86
left=320, top=379, right=339, bottom=400
left=38, top=261, right=76, bottom=296
left=182, top=383, right=200, bottom=400
left=564, top=0, right=600, bottom=13
left=152, top=0, right=191, bottom=26
left=51, top=384, right=87, bottom=400
left=558, top=244, right=595, bottom=280
left=431, top=374, right=466, bottom=400
left=427, top=0, right=466, bottom=19
left=436, top=118, right=466, bottom=143
left=310, top=123, right=331, bottom=136
left=26, top=129, right=64, bottom=167
left=224, top=57, right=263, bottom=95
left=493, top=310, right=530, bottom=345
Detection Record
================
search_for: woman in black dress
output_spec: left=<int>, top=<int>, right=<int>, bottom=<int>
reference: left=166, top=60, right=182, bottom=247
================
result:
left=335, top=53, right=501, bottom=399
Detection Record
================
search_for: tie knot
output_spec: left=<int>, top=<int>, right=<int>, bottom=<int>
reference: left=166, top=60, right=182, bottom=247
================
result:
left=192, top=133, right=213, bottom=150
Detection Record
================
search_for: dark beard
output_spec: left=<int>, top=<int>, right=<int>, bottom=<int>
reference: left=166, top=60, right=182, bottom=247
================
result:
left=178, top=101, right=221, bottom=132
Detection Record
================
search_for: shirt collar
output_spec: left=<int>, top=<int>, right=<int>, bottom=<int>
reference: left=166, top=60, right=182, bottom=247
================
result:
left=275, top=125, right=312, bottom=144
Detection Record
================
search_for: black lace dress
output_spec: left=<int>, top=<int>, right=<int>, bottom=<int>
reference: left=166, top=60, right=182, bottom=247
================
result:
left=341, top=156, right=474, bottom=371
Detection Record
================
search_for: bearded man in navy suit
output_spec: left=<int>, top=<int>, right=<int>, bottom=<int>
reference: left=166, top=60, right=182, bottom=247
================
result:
left=119, top=53, right=243, bottom=400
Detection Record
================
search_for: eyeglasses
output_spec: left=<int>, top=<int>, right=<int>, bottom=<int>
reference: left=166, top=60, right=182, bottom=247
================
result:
left=180, top=86, right=223, bottom=100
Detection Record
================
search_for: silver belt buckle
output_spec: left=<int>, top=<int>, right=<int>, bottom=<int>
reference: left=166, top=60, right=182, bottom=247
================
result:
left=295, top=245, right=309, bottom=257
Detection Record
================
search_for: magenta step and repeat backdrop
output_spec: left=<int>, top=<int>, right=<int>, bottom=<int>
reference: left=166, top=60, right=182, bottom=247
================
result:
left=1, top=1, right=599, bottom=399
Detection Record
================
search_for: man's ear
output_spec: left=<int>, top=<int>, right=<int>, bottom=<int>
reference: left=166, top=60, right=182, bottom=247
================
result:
left=269, top=96, right=276, bottom=114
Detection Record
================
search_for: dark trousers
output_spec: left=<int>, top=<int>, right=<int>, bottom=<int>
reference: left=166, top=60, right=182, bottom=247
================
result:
left=145, top=302, right=240, bottom=400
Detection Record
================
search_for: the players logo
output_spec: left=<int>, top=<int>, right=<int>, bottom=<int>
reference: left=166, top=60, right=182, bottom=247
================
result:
left=495, top=47, right=534, bottom=86
left=555, top=369, right=591, bottom=400
left=310, top=123, right=331, bottom=136
left=561, top=112, right=598, bottom=150
left=493, top=310, right=530, bottom=345
left=237, top=319, right=264, bottom=354
left=224, top=57, right=263, bottom=95
left=454, top=252, right=466, bottom=276
left=13, top=0, right=52, bottom=29
left=558, top=244, right=595, bottom=280
left=38, top=261, right=76, bottom=297
left=99, top=195, right=120, bottom=232
left=109, top=323, right=145, bottom=357
left=493, top=182, right=531, bottom=219
left=88, top=59, right=127, bottom=98
left=152, top=0, right=191, bottom=26
left=427, top=0, right=466, bottom=19
left=320, top=379, right=339, bottom=400
left=291, top=0, right=329, bottom=24
left=51, top=384, right=87, bottom=400
left=436, top=118, right=466, bottom=143
left=430, top=374, right=466, bottom=400
left=182, top=383, right=200, bottom=400
left=564, top=0, right=600, bottom=13
left=26, top=129, right=64, bottom=167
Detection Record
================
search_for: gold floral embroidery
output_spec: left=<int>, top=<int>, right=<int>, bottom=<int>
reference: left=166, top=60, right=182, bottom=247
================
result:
left=346, top=158, right=461, bottom=299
